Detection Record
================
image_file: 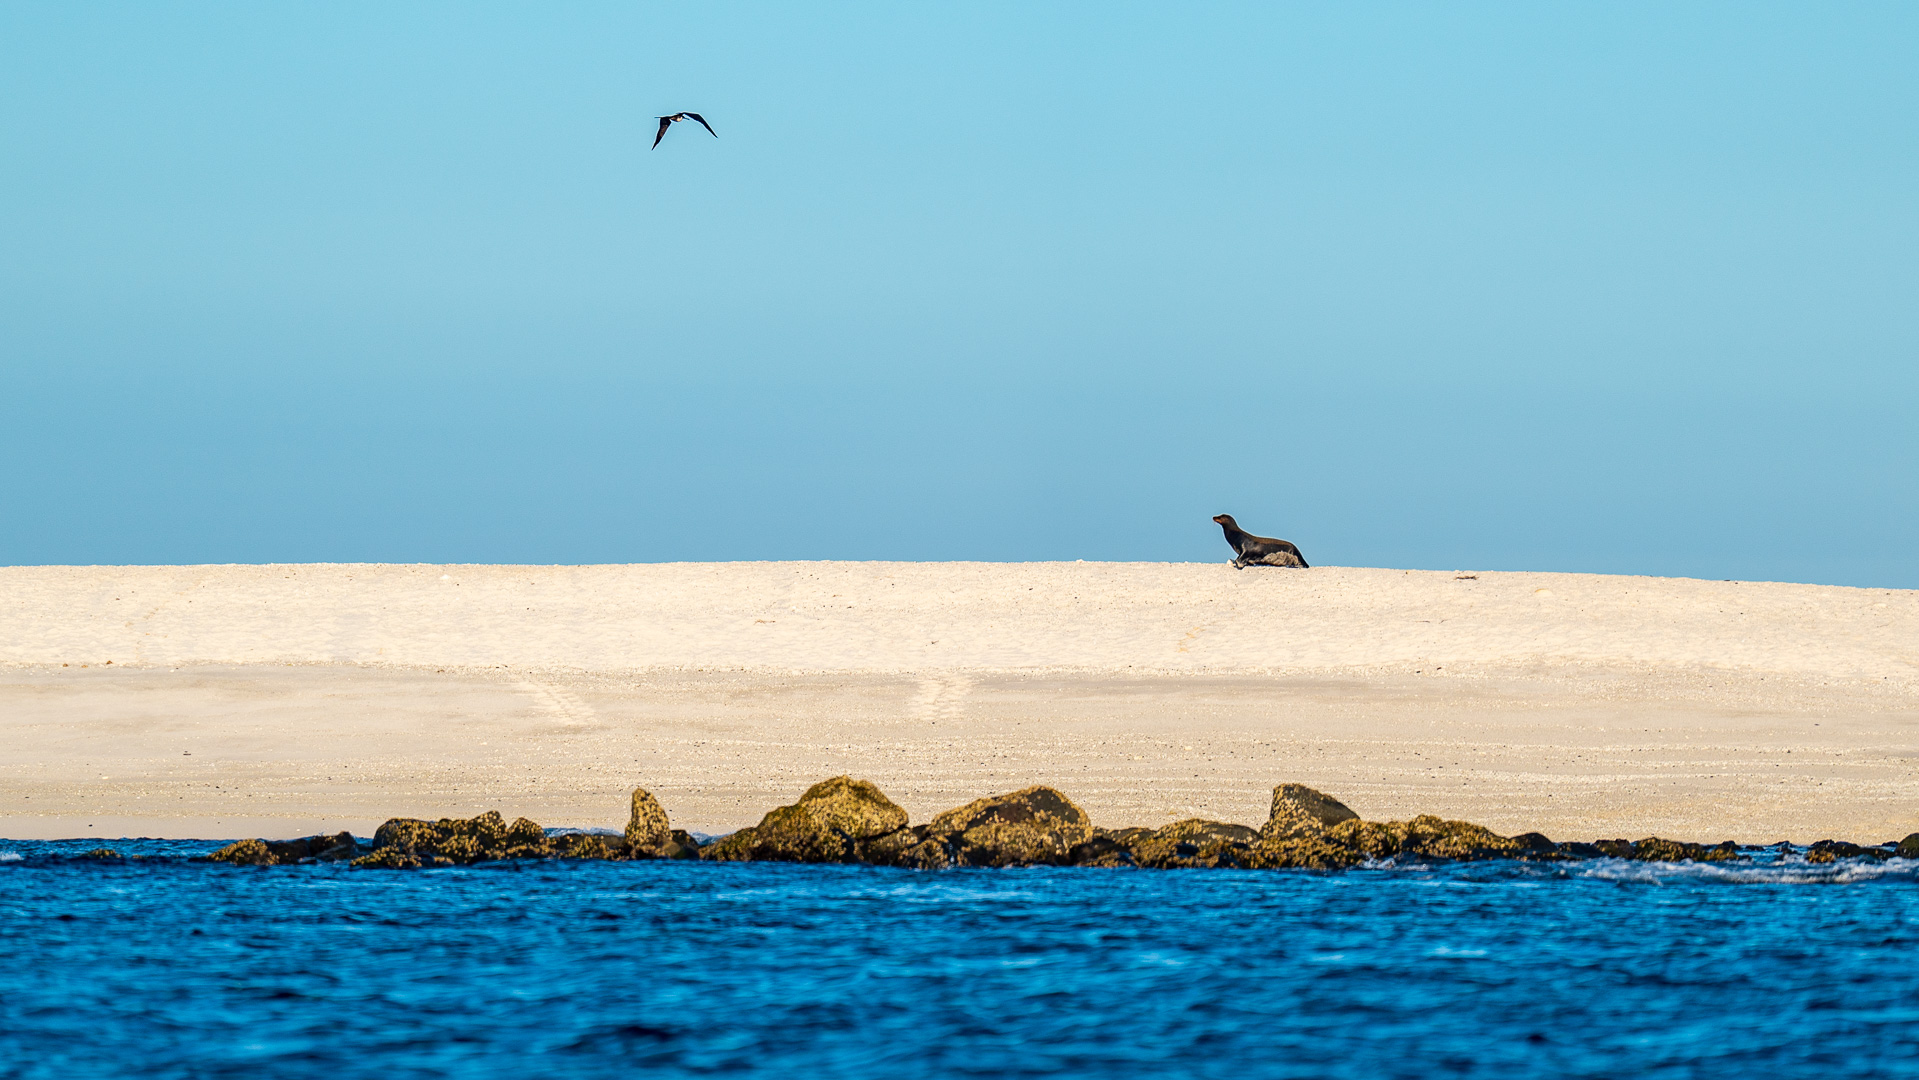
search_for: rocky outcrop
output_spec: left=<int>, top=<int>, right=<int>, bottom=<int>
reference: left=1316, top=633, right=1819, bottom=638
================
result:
left=1327, top=815, right=1524, bottom=861
left=1510, top=832, right=1559, bottom=856
left=1241, top=784, right=1375, bottom=868
left=626, top=788, right=673, bottom=856
left=182, top=777, right=1913, bottom=873
left=207, top=832, right=358, bottom=866
left=348, top=786, right=701, bottom=869
left=352, top=812, right=551, bottom=868
left=889, top=786, right=1095, bottom=868
left=1236, top=786, right=1755, bottom=867
left=1243, top=834, right=1369, bottom=870
left=622, top=788, right=700, bottom=859
left=1584, top=837, right=1741, bottom=862
left=1806, top=839, right=1887, bottom=864
left=702, top=776, right=909, bottom=863
left=1065, top=828, right=1144, bottom=868
left=1125, top=819, right=1261, bottom=869
left=1261, top=784, right=1359, bottom=841
left=207, top=839, right=273, bottom=866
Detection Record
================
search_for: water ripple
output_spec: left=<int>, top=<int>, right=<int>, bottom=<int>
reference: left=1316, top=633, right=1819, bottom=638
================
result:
left=1, top=840, right=1915, bottom=1078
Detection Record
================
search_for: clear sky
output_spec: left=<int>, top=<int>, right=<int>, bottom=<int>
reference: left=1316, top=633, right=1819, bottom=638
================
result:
left=3, top=3, right=1915, bottom=586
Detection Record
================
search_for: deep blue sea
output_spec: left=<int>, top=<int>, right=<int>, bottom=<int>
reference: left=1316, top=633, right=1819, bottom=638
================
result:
left=3, top=839, right=1917, bottom=1079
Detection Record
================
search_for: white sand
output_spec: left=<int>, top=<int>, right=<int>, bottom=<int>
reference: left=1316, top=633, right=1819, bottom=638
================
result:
left=2, top=562, right=1915, bottom=843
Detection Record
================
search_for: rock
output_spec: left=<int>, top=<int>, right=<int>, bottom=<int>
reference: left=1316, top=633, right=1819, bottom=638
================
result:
left=1554, top=842, right=1604, bottom=859
left=1246, top=785, right=1538, bottom=867
left=1899, top=833, right=1919, bottom=859
left=207, top=839, right=274, bottom=866
left=1510, top=832, right=1561, bottom=859
left=79, top=848, right=123, bottom=860
left=1067, top=831, right=1137, bottom=868
left=1623, top=837, right=1740, bottom=862
left=625, top=788, right=672, bottom=856
left=1127, top=819, right=1260, bottom=869
left=1243, top=835, right=1366, bottom=870
left=901, top=786, right=1095, bottom=868
left=553, top=833, right=624, bottom=860
left=800, top=776, right=909, bottom=838
left=1261, top=784, right=1359, bottom=841
left=207, top=832, right=357, bottom=866
left=1323, top=815, right=1523, bottom=861
left=702, top=776, right=909, bottom=863
left=340, top=785, right=702, bottom=869
left=352, top=810, right=559, bottom=868
left=1806, top=840, right=1885, bottom=864
left=858, top=824, right=930, bottom=866
left=1627, top=837, right=1692, bottom=861
left=879, top=827, right=957, bottom=871
left=351, top=847, right=427, bottom=870
left=269, top=832, right=357, bottom=863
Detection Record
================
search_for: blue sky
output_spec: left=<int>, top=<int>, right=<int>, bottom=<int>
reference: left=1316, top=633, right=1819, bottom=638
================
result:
left=2, top=3, right=1914, bottom=586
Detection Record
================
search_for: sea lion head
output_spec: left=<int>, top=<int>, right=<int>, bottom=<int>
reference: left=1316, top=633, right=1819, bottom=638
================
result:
left=1212, top=514, right=1237, bottom=527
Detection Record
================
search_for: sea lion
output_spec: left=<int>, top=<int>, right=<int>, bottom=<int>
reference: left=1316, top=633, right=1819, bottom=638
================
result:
left=1213, top=514, right=1309, bottom=569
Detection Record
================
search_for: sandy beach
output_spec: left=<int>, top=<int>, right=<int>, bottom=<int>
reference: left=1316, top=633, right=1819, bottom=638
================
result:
left=2, top=561, right=1914, bottom=843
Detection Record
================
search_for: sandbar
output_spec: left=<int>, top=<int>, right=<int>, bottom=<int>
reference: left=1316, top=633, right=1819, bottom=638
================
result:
left=2, top=562, right=1914, bottom=843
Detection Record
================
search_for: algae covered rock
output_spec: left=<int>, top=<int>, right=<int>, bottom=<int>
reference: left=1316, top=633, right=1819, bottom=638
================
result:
left=1243, top=783, right=1369, bottom=868
left=702, top=776, right=909, bottom=863
left=617, top=787, right=699, bottom=859
left=353, top=810, right=556, bottom=868
left=902, top=785, right=1094, bottom=868
left=1509, top=832, right=1563, bottom=859
left=1632, top=837, right=1740, bottom=862
left=553, top=833, right=624, bottom=860
left=1067, top=830, right=1139, bottom=868
left=1806, top=840, right=1884, bottom=864
left=1127, top=819, right=1261, bottom=869
left=207, top=839, right=274, bottom=866
left=1328, top=815, right=1524, bottom=861
left=352, top=846, right=427, bottom=870
left=1242, top=784, right=1554, bottom=868
left=268, top=832, right=359, bottom=863
left=1899, top=833, right=1919, bottom=859
left=207, top=832, right=358, bottom=867
left=1243, top=835, right=1367, bottom=870
left=1261, top=784, right=1359, bottom=841
left=1241, top=815, right=1520, bottom=869
left=1554, top=841, right=1605, bottom=859
left=625, top=788, right=673, bottom=856
left=859, top=824, right=933, bottom=867
left=1586, top=837, right=1740, bottom=862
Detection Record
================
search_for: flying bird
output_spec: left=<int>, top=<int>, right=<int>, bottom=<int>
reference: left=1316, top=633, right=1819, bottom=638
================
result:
left=653, top=112, right=717, bottom=149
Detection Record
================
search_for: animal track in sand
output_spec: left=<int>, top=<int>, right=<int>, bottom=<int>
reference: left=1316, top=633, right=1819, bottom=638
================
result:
left=911, top=674, right=973, bottom=723
left=515, top=680, right=598, bottom=728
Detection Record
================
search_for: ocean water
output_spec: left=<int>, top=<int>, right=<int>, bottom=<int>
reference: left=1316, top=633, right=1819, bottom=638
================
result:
left=3, top=840, right=1917, bottom=1078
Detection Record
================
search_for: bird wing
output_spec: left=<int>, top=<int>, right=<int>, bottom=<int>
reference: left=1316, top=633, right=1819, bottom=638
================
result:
left=684, top=112, right=717, bottom=138
left=652, top=116, right=672, bottom=149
